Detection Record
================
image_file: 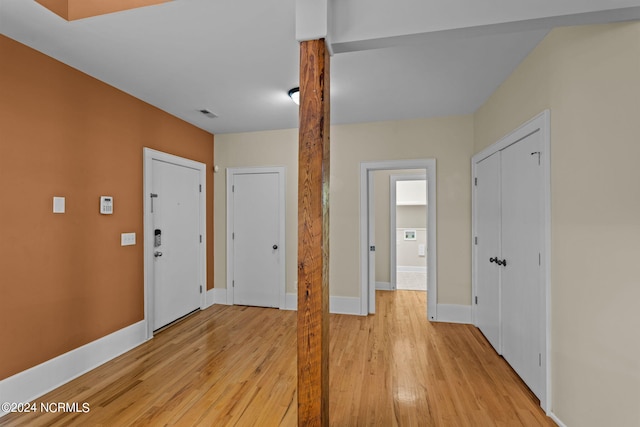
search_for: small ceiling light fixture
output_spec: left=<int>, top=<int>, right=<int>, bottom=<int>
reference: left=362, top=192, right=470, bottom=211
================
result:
left=288, top=87, right=300, bottom=105
left=199, top=109, right=218, bottom=118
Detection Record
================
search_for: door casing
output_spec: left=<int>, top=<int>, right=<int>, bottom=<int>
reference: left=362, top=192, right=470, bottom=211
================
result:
left=360, top=159, right=437, bottom=319
left=143, top=148, right=207, bottom=339
left=226, top=166, right=286, bottom=308
left=471, top=110, right=551, bottom=412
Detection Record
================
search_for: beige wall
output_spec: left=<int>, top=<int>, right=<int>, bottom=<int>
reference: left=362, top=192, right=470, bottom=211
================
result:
left=475, top=22, right=640, bottom=427
left=213, top=128, right=299, bottom=296
left=397, top=205, right=427, bottom=229
left=215, top=116, right=474, bottom=304
left=396, top=228, right=427, bottom=268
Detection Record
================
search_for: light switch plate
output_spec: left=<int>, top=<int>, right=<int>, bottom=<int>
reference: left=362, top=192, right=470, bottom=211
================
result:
left=53, top=197, right=65, bottom=213
left=121, top=232, right=136, bottom=246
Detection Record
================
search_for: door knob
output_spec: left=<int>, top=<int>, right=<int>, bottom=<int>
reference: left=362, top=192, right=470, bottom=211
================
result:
left=154, top=251, right=163, bottom=257
left=489, top=257, right=497, bottom=263
left=496, top=259, right=507, bottom=266
left=273, top=245, right=278, bottom=250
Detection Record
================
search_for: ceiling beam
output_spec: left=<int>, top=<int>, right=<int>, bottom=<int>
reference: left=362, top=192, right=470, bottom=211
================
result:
left=330, top=0, right=640, bottom=51
left=331, top=6, right=640, bottom=53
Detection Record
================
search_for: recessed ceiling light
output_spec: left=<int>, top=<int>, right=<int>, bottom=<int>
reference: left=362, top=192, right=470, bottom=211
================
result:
left=199, top=109, right=218, bottom=118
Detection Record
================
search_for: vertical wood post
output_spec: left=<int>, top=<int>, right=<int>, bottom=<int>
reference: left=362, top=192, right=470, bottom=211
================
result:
left=297, top=38, right=330, bottom=427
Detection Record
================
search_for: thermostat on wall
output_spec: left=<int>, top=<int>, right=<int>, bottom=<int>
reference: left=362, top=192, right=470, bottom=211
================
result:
left=100, top=196, right=113, bottom=214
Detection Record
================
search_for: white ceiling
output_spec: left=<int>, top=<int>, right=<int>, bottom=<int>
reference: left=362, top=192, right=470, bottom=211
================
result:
left=1, top=0, right=639, bottom=134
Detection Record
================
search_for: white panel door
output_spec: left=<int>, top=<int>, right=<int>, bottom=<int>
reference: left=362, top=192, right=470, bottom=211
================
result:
left=368, top=170, right=376, bottom=313
left=152, top=159, right=201, bottom=330
left=232, top=172, right=281, bottom=307
left=475, top=152, right=501, bottom=352
left=500, top=132, right=543, bottom=399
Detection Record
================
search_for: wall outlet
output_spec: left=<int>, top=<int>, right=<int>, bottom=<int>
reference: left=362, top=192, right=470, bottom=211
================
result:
left=121, top=232, right=136, bottom=246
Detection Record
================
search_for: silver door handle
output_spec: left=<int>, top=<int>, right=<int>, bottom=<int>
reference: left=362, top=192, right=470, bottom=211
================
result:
left=154, top=251, right=163, bottom=257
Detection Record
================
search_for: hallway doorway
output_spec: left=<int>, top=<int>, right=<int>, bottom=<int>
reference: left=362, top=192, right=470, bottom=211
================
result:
left=360, top=159, right=437, bottom=320
left=391, top=174, right=427, bottom=291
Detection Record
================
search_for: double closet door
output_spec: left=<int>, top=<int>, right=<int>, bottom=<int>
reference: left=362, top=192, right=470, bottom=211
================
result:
left=475, top=128, right=545, bottom=402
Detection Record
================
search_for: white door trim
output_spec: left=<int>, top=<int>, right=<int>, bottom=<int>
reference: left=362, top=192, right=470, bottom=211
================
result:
left=471, top=110, right=551, bottom=413
left=143, top=148, right=207, bottom=340
left=360, top=159, right=437, bottom=320
left=390, top=174, right=427, bottom=291
left=226, top=166, right=286, bottom=309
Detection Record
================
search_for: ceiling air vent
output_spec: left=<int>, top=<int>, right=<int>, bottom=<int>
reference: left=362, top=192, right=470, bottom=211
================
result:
left=199, top=109, right=218, bottom=118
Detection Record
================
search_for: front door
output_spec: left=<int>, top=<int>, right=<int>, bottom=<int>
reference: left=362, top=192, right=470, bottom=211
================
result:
left=231, top=170, right=282, bottom=308
left=152, top=159, right=202, bottom=330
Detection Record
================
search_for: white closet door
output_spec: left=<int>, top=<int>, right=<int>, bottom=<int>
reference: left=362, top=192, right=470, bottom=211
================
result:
left=500, top=131, right=543, bottom=399
left=475, top=152, right=501, bottom=352
left=232, top=172, right=281, bottom=308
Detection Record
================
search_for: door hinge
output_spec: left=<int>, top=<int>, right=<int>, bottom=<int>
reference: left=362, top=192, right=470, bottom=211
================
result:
left=232, top=232, right=235, bottom=240
left=199, top=184, right=202, bottom=193
left=474, top=236, right=478, bottom=245
left=200, top=285, right=202, bottom=294
left=539, top=353, right=542, bottom=367
left=232, top=280, right=235, bottom=288
left=531, top=151, right=541, bottom=165
left=370, top=245, right=376, bottom=252
left=232, top=185, right=235, bottom=192
left=539, top=253, right=541, bottom=265
left=200, top=235, right=202, bottom=243
left=475, top=296, right=478, bottom=304
left=150, top=193, right=158, bottom=213
left=474, top=177, right=477, bottom=186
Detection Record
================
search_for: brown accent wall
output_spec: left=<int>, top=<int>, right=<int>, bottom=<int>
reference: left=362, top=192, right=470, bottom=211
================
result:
left=36, top=0, right=171, bottom=21
left=0, top=35, right=214, bottom=380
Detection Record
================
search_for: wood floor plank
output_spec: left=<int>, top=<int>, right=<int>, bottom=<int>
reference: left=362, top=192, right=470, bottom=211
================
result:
left=0, top=291, right=555, bottom=426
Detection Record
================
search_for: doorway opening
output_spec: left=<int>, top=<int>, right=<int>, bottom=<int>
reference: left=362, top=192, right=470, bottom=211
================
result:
left=360, top=159, right=437, bottom=320
left=391, top=174, right=427, bottom=291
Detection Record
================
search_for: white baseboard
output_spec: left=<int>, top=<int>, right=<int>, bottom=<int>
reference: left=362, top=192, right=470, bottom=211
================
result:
left=206, top=288, right=215, bottom=308
left=0, top=320, right=147, bottom=418
left=435, top=304, right=472, bottom=324
left=284, top=293, right=297, bottom=311
left=206, top=288, right=229, bottom=307
left=549, top=412, right=567, bottom=427
left=330, top=296, right=361, bottom=315
left=398, top=266, right=427, bottom=273
left=376, top=281, right=392, bottom=290
left=221, top=292, right=467, bottom=322
left=284, top=293, right=361, bottom=315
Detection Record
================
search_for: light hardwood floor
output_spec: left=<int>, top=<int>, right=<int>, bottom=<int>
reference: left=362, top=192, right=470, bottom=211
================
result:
left=0, top=291, right=555, bottom=426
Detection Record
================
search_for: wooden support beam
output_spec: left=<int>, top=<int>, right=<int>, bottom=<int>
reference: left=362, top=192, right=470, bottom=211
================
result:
left=297, top=38, right=330, bottom=427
